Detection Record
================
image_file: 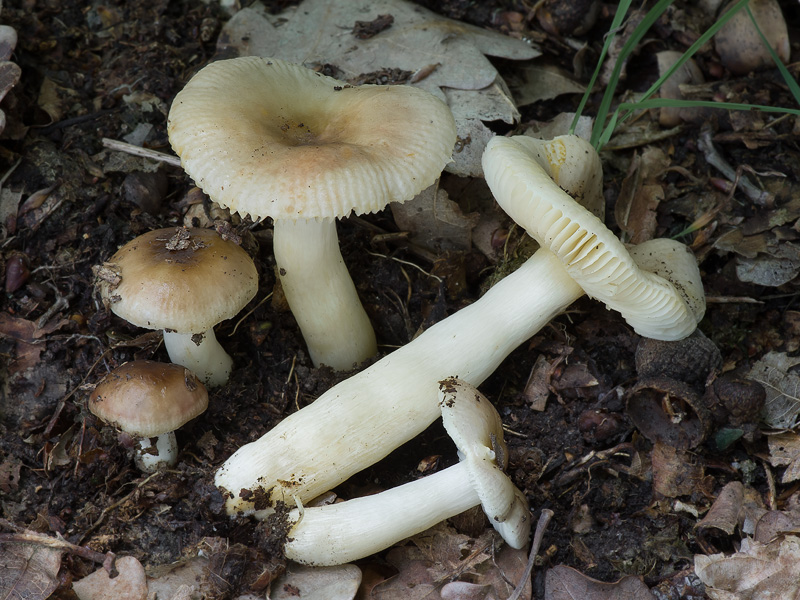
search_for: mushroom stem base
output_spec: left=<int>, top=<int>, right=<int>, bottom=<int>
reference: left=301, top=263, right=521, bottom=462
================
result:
left=135, top=432, right=178, bottom=473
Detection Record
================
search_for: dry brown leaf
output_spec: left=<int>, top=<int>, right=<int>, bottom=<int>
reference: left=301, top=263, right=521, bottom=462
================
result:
left=544, top=565, right=656, bottom=600
left=651, top=442, right=713, bottom=499
left=695, top=535, right=800, bottom=600
left=0, top=540, right=63, bottom=600
left=754, top=510, right=800, bottom=543
left=390, top=186, right=479, bottom=252
left=696, top=482, right=744, bottom=535
left=615, top=147, right=669, bottom=244
left=768, top=432, right=800, bottom=484
left=370, top=524, right=523, bottom=600
left=505, top=61, right=585, bottom=107
left=748, top=351, right=800, bottom=429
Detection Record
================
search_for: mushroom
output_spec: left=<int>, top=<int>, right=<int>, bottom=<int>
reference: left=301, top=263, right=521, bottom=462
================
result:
left=95, top=227, right=258, bottom=387
left=215, top=134, right=705, bottom=517
left=281, top=378, right=530, bottom=566
left=89, top=360, right=208, bottom=472
left=167, top=56, right=457, bottom=371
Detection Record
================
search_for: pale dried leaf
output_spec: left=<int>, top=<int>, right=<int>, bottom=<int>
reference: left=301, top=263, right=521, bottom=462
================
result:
left=72, top=556, right=147, bottom=600
left=270, top=563, right=362, bottom=600
left=0, top=541, right=63, bottom=600
left=695, top=536, right=800, bottom=600
left=506, top=62, right=585, bottom=107
left=736, top=254, right=800, bottom=287
left=768, top=432, right=800, bottom=483
left=748, top=351, right=800, bottom=428
left=544, top=565, right=655, bottom=600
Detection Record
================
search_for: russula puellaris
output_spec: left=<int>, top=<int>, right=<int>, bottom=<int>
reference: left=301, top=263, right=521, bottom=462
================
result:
left=280, top=378, right=529, bottom=566
left=167, top=56, right=457, bottom=370
left=215, top=135, right=705, bottom=517
left=95, top=227, right=258, bottom=387
left=89, top=360, right=208, bottom=472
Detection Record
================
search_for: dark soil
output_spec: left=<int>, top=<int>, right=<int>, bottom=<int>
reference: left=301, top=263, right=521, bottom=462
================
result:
left=1, top=1, right=799, bottom=598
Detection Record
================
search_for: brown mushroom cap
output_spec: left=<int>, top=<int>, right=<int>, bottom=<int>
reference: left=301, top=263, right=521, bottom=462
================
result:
left=167, top=56, right=457, bottom=220
left=89, top=360, right=208, bottom=437
left=96, top=227, right=257, bottom=333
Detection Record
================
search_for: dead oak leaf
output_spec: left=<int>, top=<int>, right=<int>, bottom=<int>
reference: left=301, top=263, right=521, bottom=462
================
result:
left=768, top=432, right=800, bottom=484
left=0, top=540, right=62, bottom=600
left=695, top=535, right=800, bottom=600
left=544, top=565, right=656, bottom=600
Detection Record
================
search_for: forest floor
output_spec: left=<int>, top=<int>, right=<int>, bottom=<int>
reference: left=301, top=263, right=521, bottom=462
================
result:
left=1, top=0, right=800, bottom=599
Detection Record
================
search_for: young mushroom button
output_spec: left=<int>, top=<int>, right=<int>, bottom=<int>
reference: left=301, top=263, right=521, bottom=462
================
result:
left=167, top=56, right=457, bottom=371
left=214, top=134, right=705, bottom=518
left=95, top=227, right=258, bottom=387
left=279, top=378, right=530, bottom=566
left=89, top=360, right=208, bottom=472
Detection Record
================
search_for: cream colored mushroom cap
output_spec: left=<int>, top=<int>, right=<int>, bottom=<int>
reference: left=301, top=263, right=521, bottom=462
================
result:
left=97, top=227, right=258, bottom=333
left=167, top=56, right=458, bottom=221
left=482, top=135, right=705, bottom=341
left=89, top=360, right=208, bottom=437
left=438, top=377, right=531, bottom=549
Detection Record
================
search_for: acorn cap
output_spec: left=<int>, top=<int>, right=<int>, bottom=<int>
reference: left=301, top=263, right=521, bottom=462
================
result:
left=482, top=135, right=705, bottom=341
left=89, top=360, right=208, bottom=437
left=438, top=377, right=530, bottom=548
left=96, top=227, right=257, bottom=333
left=167, top=56, right=457, bottom=221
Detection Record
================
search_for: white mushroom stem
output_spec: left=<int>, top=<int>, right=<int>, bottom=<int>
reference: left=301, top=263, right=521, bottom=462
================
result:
left=217, top=249, right=582, bottom=515
left=215, top=135, right=705, bottom=517
left=273, top=217, right=377, bottom=371
left=163, top=329, right=232, bottom=388
left=135, top=432, right=178, bottom=473
left=284, top=376, right=529, bottom=566
left=284, top=463, right=483, bottom=566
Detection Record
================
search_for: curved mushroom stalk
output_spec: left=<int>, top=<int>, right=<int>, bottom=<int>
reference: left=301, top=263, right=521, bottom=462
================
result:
left=215, top=135, right=706, bottom=517
left=163, top=329, right=233, bottom=388
left=282, top=379, right=530, bottom=566
left=273, top=217, right=377, bottom=370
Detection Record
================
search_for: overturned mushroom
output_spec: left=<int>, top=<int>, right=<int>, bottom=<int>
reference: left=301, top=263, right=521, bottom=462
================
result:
left=95, top=227, right=258, bottom=387
left=168, top=56, right=457, bottom=370
left=280, top=378, right=529, bottom=566
left=215, top=135, right=705, bottom=517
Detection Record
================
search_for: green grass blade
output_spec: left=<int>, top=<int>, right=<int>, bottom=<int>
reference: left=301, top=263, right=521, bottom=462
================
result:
left=569, top=0, right=633, bottom=136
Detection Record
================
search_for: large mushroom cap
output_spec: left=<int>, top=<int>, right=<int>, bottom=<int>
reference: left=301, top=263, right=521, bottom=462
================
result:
left=96, top=227, right=258, bottom=333
left=482, top=134, right=705, bottom=341
left=167, top=56, right=457, bottom=221
left=89, top=360, right=208, bottom=437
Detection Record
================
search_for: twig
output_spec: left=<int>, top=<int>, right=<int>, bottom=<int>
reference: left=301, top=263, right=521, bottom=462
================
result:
left=698, top=128, right=772, bottom=206
left=0, top=518, right=117, bottom=575
left=508, top=509, right=554, bottom=600
left=101, top=137, right=182, bottom=168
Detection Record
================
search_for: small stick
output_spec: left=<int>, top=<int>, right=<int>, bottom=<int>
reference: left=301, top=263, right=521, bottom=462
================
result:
left=0, top=518, right=117, bottom=575
left=102, top=137, right=182, bottom=168
left=507, top=508, right=554, bottom=600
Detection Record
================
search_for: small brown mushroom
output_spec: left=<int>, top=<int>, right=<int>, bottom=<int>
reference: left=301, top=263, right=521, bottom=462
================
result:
left=89, top=360, right=208, bottom=472
left=95, top=227, right=257, bottom=386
